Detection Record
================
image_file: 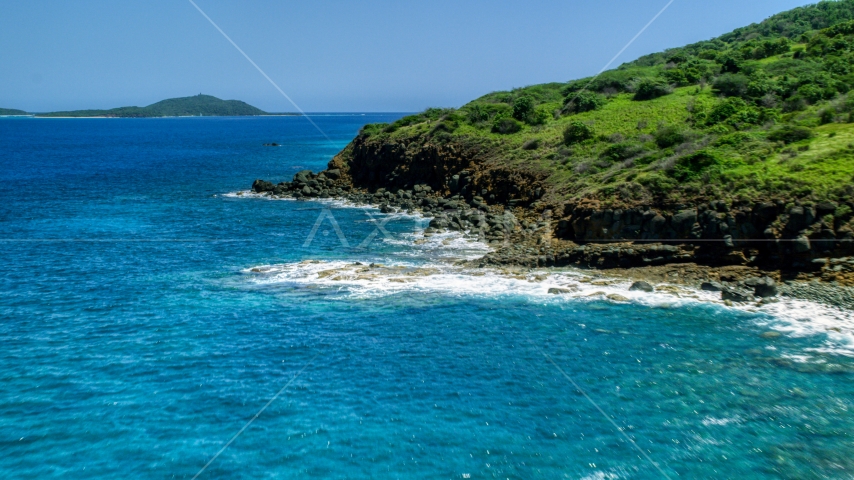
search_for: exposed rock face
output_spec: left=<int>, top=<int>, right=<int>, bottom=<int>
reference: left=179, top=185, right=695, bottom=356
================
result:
left=250, top=134, right=854, bottom=280
left=745, top=276, right=778, bottom=298
left=252, top=179, right=274, bottom=193
left=701, top=281, right=724, bottom=292
left=558, top=201, right=853, bottom=269
left=721, top=286, right=754, bottom=303
left=548, top=287, right=575, bottom=295
left=606, top=294, right=630, bottom=302
left=629, top=281, right=654, bottom=292
left=326, top=137, right=548, bottom=208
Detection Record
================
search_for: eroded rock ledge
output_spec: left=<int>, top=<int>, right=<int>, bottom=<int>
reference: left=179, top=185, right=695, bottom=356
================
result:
left=250, top=136, right=854, bottom=286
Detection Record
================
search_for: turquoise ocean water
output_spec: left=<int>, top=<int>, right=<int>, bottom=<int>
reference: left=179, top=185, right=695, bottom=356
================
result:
left=1, top=115, right=853, bottom=479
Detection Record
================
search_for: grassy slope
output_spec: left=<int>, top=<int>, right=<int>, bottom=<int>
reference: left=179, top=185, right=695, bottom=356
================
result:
left=355, top=0, right=854, bottom=209
left=35, top=94, right=267, bottom=117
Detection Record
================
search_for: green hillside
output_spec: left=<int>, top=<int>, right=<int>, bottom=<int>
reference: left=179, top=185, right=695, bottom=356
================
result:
left=353, top=0, right=854, bottom=208
left=35, top=94, right=267, bottom=117
left=0, top=108, right=29, bottom=116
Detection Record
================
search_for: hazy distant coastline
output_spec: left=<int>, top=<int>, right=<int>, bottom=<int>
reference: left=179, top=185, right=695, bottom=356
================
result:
left=1, top=94, right=299, bottom=118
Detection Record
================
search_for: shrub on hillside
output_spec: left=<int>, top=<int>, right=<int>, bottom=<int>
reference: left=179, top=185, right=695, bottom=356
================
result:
left=360, top=123, right=388, bottom=137
left=767, top=125, right=814, bottom=144
left=713, top=73, right=750, bottom=98
left=429, top=116, right=460, bottom=135
left=668, top=150, right=724, bottom=182
left=563, top=121, right=595, bottom=144
left=526, top=107, right=551, bottom=125
left=421, top=108, right=454, bottom=121
left=522, top=139, right=540, bottom=150
left=636, top=172, right=677, bottom=195
left=563, top=91, right=605, bottom=114
left=654, top=125, right=686, bottom=149
left=702, top=97, right=771, bottom=127
left=662, top=69, right=689, bottom=86
left=600, top=142, right=645, bottom=161
left=633, top=79, right=673, bottom=100
left=714, top=131, right=753, bottom=147
left=798, top=84, right=828, bottom=103
left=820, top=108, right=836, bottom=124
left=512, top=96, right=534, bottom=122
left=719, top=55, right=742, bottom=74
left=562, top=68, right=647, bottom=95
left=466, top=104, right=490, bottom=124
left=511, top=96, right=550, bottom=125
left=492, top=116, right=522, bottom=134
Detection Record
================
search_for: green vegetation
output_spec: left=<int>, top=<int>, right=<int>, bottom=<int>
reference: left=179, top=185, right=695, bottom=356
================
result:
left=35, top=94, right=268, bottom=117
left=563, top=121, right=595, bottom=144
left=0, top=108, right=29, bottom=116
left=355, top=0, right=854, bottom=207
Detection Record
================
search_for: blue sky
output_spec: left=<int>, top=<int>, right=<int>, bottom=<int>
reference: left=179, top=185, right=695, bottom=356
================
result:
left=0, top=0, right=816, bottom=112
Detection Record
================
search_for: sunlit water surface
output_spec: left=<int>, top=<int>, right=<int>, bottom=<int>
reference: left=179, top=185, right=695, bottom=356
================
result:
left=1, top=116, right=852, bottom=479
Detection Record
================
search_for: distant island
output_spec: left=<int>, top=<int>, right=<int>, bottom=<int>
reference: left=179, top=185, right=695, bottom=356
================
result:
left=0, top=94, right=298, bottom=118
left=0, top=108, right=29, bottom=116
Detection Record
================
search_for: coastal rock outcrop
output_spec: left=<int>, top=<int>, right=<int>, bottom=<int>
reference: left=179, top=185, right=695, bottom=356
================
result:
left=629, top=281, right=654, bottom=292
left=249, top=135, right=854, bottom=283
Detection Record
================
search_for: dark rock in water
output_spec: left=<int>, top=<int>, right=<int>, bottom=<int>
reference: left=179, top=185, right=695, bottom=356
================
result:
left=293, top=170, right=314, bottom=184
left=629, top=281, right=654, bottom=292
left=429, top=217, right=449, bottom=229
left=606, top=294, right=630, bottom=302
left=721, top=286, right=753, bottom=303
left=262, top=142, right=280, bottom=147
left=701, top=281, right=724, bottom=292
left=745, top=276, right=778, bottom=297
left=380, top=204, right=394, bottom=213
left=252, top=179, right=274, bottom=193
left=548, top=287, right=576, bottom=295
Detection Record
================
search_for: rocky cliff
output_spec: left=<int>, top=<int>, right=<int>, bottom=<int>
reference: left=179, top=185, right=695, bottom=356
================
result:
left=251, top=133, right=854, bottom=284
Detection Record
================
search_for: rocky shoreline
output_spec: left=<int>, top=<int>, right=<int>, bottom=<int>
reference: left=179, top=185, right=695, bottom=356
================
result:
left=249, top=165, right=854, bottom=309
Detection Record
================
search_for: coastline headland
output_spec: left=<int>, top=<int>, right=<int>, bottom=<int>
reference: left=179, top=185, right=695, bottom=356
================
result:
left=248, top=137, right=854, bottom=307
left=250, top=0, right=854, bottom=302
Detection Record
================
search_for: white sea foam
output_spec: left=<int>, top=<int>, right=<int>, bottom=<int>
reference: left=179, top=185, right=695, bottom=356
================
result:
left=241, top=259, right=854, bottom=356
left=702, top=416, right=742, bottom=427
left=243, top=259, right=714, bottom=307
left=228, top=191, right=854, bottom=356
left=221, top=190, right=295, bottom=201
left=750, top=298, right=854, bottom=357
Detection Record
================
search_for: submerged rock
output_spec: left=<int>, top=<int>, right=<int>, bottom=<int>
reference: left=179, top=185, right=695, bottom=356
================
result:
left=606, top=293, right=630, bottom=302
left=548, top=287, right=575, bottom=295
left=721, top=286, right=754, bottom=303
left=252, top=179, right=274, bottom=193
left=629, top=281, right=654, bottom=292
left=745, top=276, right=778, bottom=298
